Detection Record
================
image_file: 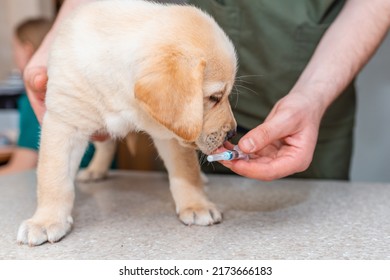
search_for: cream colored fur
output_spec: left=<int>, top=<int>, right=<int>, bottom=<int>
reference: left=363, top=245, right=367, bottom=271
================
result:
left=17, top=0, right=237, bottom=246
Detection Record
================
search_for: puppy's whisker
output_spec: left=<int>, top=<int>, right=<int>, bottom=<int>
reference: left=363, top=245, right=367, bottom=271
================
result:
left=200, top=155, right=210, bottom=168
left=236, top=74, right=264, bottom=79
left=235, top=79, right=254, bottom=85
left=234, top=84, right=260, bottom=96
left=154, top=155, right=160, bottom=161
left=199, top=153, right=206, bottom=165
left=203, top=156, right=209, bottom=167
left=232, top=85, right=240, bottom=108
left=235, top=74, right=264, bottom=86
left=201, top=156, right=216, bottom=170
left=229, top=88, right=240, bottom=95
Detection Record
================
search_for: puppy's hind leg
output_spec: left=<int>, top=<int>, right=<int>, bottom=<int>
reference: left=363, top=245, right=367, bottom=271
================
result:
left=17, top=113, right=89, bottom=246
left=76, top=139, right=116, bottom=182
left=154, top=138, right=222, bottom=226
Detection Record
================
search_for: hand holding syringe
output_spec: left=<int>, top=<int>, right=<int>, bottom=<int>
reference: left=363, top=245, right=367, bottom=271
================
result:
left=207, top=145, right=249, bottom=162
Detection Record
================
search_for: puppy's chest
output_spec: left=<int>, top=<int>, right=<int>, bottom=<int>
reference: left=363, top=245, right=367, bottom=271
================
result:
left=104, top=111, right=138, bottom=137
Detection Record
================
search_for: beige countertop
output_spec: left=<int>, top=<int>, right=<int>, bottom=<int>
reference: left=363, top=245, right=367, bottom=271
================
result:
left=0, top=170, right=389, bottom=259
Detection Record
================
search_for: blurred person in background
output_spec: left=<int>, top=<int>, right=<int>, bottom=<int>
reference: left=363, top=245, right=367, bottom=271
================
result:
left=0, top=18, right=95, bottom=175
left=0, top=18, right=51, bottom=175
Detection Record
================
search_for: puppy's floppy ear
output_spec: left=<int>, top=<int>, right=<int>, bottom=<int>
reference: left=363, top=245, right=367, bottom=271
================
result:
left=135, top=47, right=206, bottom=142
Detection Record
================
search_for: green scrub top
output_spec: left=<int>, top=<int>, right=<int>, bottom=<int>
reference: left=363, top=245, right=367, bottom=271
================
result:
left=190, top=0, right=355, bottom=180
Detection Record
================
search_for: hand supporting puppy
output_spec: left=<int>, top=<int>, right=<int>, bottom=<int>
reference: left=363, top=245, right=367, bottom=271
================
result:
left=24, top=62, right=47, bottom=124
left=24, top=60, right=109, bottom=141
left=24, top=0, right=95, bottom=124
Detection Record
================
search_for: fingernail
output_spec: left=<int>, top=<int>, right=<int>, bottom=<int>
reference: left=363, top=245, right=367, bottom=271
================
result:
left=241, top=138, right=255, bottom=153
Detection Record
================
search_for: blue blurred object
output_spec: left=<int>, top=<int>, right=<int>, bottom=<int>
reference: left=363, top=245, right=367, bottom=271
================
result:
left=0, top=134, right=12, bottom=147
left=0, top=71, right=24, bottom=109
left=0, top=70, right=24, bottom=95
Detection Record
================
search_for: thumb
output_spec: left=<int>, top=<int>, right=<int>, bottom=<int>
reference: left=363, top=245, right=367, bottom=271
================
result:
left=24, top=67, right=48, bottom=98
left=238, top=117, right=288, bottom=154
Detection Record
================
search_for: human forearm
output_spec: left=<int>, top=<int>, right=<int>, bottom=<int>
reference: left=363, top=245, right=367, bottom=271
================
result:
left=291, top=0, right=390, bottom=115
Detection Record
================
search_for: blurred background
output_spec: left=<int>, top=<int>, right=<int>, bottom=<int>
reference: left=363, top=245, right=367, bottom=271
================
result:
left=0, top=0, right=389, bottom=182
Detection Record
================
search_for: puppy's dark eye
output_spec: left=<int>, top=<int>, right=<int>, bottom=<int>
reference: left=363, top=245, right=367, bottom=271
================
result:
left=209, top=95, right=222, bottom=103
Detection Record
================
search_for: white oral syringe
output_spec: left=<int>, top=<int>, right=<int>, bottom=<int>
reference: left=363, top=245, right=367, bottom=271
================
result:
left=207, top=145, right=249, bottom=162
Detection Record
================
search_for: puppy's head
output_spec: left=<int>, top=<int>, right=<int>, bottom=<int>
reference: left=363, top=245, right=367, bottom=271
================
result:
left=135, top=6, right=237, bottom=154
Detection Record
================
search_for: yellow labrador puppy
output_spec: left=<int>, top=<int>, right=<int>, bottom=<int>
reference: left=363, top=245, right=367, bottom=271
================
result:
left=17, top=0, right=237, bottom=246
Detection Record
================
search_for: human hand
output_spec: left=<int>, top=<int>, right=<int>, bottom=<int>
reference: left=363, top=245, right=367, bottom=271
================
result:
left=219, top=93, right=325, bottom=181
left=24, top=49, right=110, bottom=142
left=23, top=0, right=96, bottom=124
left=23, top=54, right=48, bottom=124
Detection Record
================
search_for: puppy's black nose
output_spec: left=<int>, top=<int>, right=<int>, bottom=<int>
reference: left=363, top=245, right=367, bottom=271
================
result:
left=225, top=129, right=237, bottom=141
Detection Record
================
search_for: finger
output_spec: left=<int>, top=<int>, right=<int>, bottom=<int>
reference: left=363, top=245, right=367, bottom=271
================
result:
left=25, top=88, right=46, bottom=124
left=24, top=67, right=48, bottom=95
left=32, top=73, right=48, bottom=100
left=223, top=141, right=235, bottom=150
left=212, top=141, right=232, bottom=154
left=23, top=67, right=48, bottom=124
left=238, top=116, right=290, bottom=154
left=220, top=154, right=308, bottom=181
left=91, top=133, right=110, bottom=142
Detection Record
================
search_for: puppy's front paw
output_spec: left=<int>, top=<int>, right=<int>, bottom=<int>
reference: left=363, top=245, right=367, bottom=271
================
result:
left=76, top=169, right=107, bottom=182
left=17, top=215, right=73, bottom=246
left=178, top=203, right=222, bottom=226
